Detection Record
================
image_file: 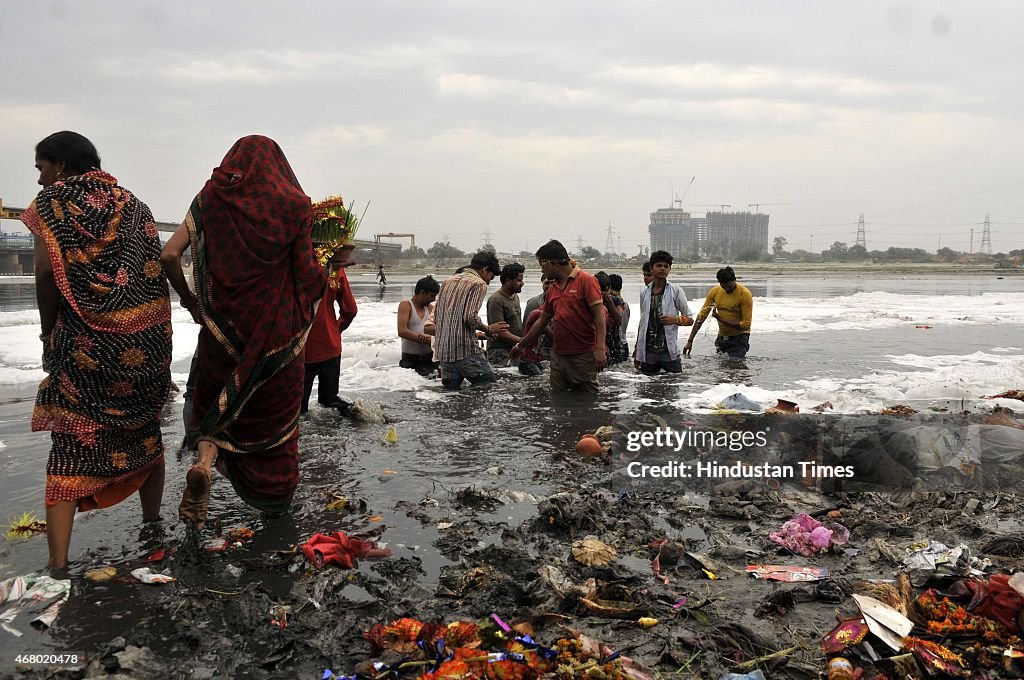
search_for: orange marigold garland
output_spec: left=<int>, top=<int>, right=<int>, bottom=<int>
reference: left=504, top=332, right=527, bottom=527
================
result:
left=361, top=616, right=645, bottom=680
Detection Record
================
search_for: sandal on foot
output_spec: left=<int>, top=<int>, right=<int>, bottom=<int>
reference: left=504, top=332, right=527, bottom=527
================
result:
left=178, top=465, right=211, bottom=529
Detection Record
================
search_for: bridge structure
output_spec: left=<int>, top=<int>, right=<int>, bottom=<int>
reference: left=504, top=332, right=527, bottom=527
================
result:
left=0, top=200, right=405, bottom=274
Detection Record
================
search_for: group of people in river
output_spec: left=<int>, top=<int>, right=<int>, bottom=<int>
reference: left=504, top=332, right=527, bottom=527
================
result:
left=394, top=242, right=754, bottom=392
left=23, top=130, right=752, bottom=568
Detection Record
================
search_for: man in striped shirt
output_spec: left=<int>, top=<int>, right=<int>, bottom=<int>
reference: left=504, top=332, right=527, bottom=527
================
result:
left=433, top=251, right=509, bottom=389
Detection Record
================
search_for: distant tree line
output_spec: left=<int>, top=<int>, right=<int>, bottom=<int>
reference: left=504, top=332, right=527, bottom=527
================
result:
left=399, top=238, right=1023, bottom=266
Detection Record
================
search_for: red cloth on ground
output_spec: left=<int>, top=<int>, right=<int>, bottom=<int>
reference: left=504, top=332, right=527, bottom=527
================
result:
left=304, top=269, right=358, bottom=364
left=301, top=531, right=392, bottom=569
left=947, top=574, right=1024, bottom=633
left=542, top=268, right=602, bottom=355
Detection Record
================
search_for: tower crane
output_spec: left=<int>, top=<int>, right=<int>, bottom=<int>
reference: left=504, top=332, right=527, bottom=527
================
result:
left=747, top=202, right=792, bottom=213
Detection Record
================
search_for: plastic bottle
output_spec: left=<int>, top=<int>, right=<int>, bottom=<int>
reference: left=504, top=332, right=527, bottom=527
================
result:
left=827, top=657, right=855, bottom=680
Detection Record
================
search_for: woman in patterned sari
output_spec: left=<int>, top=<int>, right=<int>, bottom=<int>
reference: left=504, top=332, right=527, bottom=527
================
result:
left=23, top=131, right=172, bottom=568
left=161, top=135, right=325, bottom=528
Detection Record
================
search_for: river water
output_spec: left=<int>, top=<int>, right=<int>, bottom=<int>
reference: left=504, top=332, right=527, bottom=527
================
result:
left=0, top=271, right=1022, bottom=660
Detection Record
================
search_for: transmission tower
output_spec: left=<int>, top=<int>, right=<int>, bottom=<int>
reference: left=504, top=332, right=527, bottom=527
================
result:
left=981, top=214, right=992, bottom=255
left=482, top=228, right=494, bottom=248
left=855, top=214, right=867, bottom=250
left=604, top=221, right=615, bottom=253
left=576, top=235, right=584, bottom=253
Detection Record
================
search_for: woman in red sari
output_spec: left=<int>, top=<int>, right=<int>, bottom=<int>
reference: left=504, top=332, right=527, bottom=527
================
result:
left=24, top=131, right=172, bottom=567
left=161, top=135, right=325, bottom=527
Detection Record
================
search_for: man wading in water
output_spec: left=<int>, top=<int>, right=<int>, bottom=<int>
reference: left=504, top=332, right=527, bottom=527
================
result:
left=511, top=240, right=606, bottom=392
left=684, top=265, right=753, bottom=359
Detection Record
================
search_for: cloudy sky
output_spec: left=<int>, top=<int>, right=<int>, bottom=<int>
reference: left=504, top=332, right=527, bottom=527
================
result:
left=2, top=1, right=1023, bottom=254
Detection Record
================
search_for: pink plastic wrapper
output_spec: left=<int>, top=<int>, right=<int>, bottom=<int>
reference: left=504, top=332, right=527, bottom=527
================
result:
left=768, top=513, right=850, bottom=556
left=746, top=565, right=830, bottom=582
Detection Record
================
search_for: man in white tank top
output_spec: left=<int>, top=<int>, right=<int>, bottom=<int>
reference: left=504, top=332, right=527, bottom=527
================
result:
left=397, top=275, right=440, bottom=376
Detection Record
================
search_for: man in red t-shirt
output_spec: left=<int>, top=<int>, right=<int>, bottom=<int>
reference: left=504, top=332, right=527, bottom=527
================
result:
left=511, top=240, right=606, bottom=391
left=303, top=255, right=358, bottom=414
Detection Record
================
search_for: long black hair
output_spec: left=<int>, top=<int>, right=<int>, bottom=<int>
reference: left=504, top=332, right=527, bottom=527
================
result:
left=35, top=131, right=101, bottom=175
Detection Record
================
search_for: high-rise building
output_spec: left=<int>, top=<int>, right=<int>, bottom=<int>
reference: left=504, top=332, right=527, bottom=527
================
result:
left=703, top=211, right=769, bottom=257
left=648, top=208, right=700, bottom=257
left=649, top=206, right=768, bottom=259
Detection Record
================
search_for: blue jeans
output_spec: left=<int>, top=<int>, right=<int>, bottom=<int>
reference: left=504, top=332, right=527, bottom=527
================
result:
left=440, top=353, right=495, bottom=389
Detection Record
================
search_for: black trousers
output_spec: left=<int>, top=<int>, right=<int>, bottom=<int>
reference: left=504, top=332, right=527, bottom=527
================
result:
left=303, top=355, right=344, bottom=413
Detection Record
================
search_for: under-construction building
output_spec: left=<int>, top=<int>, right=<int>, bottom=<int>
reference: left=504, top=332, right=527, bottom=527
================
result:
left=648, top=207, right=768, bottom=259
left=648, top=208, right=700, bottom=256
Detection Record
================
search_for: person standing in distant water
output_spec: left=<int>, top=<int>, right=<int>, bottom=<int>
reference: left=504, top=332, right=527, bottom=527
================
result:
left=522, top=274, right=553, bottom=360
left=23, top=131, right=172, bottom=567
left=302, top=251, right=358, bottom=415
left=683, top=266, right=753, bottom=359
left=510, top=240, right=606, bottom=392
left=486, top=263, right=525, bottom=366
left=595, top=272, right=627, bottom=364
left=162, top=135, right=326, bottom=528
left=609, top=274, right=630, bottom=359
left=635, top=250, right=693, bottom=374
left=377, top=264, right=387, bottom=287
left=397, top=275, right=440, bottom=376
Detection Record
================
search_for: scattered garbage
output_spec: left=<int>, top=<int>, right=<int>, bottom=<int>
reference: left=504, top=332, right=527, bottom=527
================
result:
left=85, top=566, right=118, bottom=582
left=902, top=540, right=989, bottom=586
left=851, top=593, right=914, bottom=651
left=886, top=426, right=980, bottom=475
left=880, top=404, right=917, bottom=416
left=989, top=389, right=1024, bottom=401
left=719, top=393, right=764, bottom=412
left=5, top=511, right=47, bottom=540
left=746, top=565, right=830, bottom=582
left=300, top=531, right=392, bottom=569
left=203, top=538, right=230, bottom=552
left=821, top=618, right=869, bottom=653
left=720, top=672, right=766, bottom=680
left=359, top=616, right=656, bottom=680
left=349, top=398, right=386, bottom=424
left=130, top=568, right=176, bottom=585
left=269, top=604, right=290, bottom=629
left=768, top=513, right=850, bottom=556
left=575, top=434, right=603, bottom=456
left=765, top=398, right=799, bottom=414
left=382, top=425, right=399, bottom=444
left=0, top=573, right=70, bottom=636
left=226, top=527, right=254, bottom=543
left=825, top=657, right=855, bottom=680
left=571, top=536, right=617, bottom=566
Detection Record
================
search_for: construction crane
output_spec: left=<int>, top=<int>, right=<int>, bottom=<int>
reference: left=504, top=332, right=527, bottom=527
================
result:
left=747, top=202, right=792, bottom=213
left=671, top=176, right=696, bottom=208
left=693, top=203, right=732, bottom=213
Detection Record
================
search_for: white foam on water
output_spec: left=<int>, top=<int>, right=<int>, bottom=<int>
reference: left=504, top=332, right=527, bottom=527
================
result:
left=2, top=295, right=1022, bottom=414
left=750, top=291, right=1024, bottom=334
left=672, top=349, right=1024, bottom=414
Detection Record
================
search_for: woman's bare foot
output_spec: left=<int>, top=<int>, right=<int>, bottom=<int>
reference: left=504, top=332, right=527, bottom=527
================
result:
left=178, top=465, right=211, bottom=529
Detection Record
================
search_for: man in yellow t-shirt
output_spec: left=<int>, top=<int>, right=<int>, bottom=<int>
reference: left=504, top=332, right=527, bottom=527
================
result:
left=683, top=266, right=753, bottom=359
